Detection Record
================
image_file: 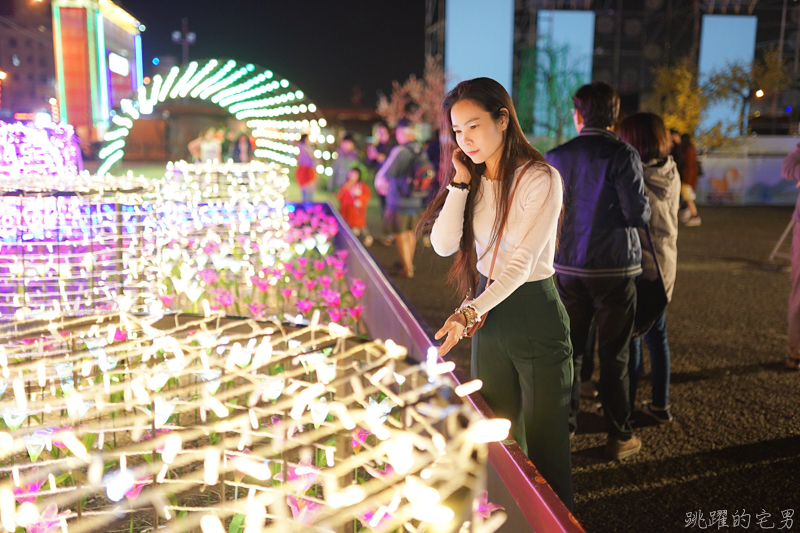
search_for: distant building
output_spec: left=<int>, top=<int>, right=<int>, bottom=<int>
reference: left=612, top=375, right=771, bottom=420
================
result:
left=0, top=0, right=56, bottom=120
left=435, top=0, right=799, bottom=135
left=0, top=0, right=143, bottom=143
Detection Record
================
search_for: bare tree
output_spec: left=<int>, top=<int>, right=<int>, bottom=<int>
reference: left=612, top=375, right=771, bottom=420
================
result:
left=377, top=55, right=445, bottom=127
left=705, top=46, right=791, bottom=136
left=376, top=81, right=410, bottom=128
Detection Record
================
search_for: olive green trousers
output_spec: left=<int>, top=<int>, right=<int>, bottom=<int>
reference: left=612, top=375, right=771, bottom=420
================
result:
left=472, top=275, right=575, bottom=511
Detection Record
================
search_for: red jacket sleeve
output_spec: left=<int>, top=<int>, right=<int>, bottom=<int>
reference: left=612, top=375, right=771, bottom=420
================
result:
left=682, top=145, right=699, bottom=189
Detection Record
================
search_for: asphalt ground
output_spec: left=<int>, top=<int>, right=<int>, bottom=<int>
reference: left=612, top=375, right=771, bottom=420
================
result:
left=365, top=205, right=800, bottom=533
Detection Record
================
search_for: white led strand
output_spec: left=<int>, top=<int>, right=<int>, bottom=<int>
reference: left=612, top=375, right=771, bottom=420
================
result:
left=168, top=61, right=199, bottom=100
left=178, top=59, right=218, bottom=98
left=158, top=67, right=180, bottom=102
left=198, top=66, right=251, bottom=100
left=190, top=60, right=236, bottom=98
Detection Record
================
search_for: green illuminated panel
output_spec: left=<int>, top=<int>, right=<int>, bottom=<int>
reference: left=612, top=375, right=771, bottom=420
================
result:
left=52, top=6, right=68, bottom=124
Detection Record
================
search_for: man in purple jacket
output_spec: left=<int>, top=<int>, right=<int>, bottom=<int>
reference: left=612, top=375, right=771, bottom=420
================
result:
left=546, top=82, right=651, bottom=460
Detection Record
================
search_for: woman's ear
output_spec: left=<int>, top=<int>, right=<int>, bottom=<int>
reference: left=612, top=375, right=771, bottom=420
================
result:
left=499, top=108, right=510, bottom=131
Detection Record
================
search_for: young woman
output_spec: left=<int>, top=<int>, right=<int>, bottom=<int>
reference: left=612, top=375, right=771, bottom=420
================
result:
left=188, top=127, right=222, bottom=163
left=617, top=113, right=680, bottom=423
left=420, top=77, right=574, bottom=510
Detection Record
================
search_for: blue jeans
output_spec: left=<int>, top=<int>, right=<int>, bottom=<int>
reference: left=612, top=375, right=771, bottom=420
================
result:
left=628, top=311, right=670, bottom=410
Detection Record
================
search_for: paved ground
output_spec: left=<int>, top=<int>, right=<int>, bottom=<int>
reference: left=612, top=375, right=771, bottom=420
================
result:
left=366, top=205, right=800, bottom=533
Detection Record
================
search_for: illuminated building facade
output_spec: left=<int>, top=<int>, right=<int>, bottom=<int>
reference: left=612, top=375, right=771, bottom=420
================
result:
left=51, top=0, right=144, bottom=142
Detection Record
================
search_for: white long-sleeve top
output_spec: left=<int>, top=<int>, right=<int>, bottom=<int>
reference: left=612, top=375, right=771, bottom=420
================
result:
left=430, top=162, right=563, bottom=316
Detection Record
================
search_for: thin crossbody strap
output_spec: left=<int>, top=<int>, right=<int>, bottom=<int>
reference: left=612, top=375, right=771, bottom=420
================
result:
left=486, top=161, right=535, bottom=287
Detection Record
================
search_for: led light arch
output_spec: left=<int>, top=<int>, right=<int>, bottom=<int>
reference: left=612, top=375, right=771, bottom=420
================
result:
left=97, top=59, right=332, bottom=176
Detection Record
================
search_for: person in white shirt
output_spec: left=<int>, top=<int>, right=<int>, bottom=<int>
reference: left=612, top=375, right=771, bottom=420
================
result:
left=419, top=77, right=574, bottom=511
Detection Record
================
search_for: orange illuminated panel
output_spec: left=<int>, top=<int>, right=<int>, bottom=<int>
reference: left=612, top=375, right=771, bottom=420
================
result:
left=14, top=113, right=36, bottom=121
left=59, top=7, right=91, bottom=131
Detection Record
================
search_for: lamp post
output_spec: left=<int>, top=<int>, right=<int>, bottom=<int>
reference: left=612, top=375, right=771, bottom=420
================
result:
left=171, top=18, right=196, bottom=67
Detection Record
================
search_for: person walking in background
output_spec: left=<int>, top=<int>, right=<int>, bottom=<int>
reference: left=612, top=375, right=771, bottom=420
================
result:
left=618, top=113, right=680, bottom=423
left=423, top=77, right=573, bottom=510
left=188, top=127, right=222, bottom=163
left=375, top=119, right=428, bottom=278
left=222, top=129, right=236, bottom=161
left=231, top=133, right=252, bottom=163
left=296, top=134, right=317, bottom=204
left=678, top=133, right=702, bottom=226
left=420, top=129, right=444, bottom=248
left=330, top=134, right=363, bottom=193
left=781, top=140, right=800, bottom=370
left=336, top=167, right=373, bottom=247
left=425, top=129, right=442, bottom=183
left=670, top=130, right=684, bottom=173
left=367, top=122, right=397, bottom=245
left=546, top=81, right=650, bottom=460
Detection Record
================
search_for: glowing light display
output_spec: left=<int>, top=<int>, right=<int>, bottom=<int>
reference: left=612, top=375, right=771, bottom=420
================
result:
left=97, top=59, right=331, bottom=176
left=0, top=122, right=82, bottom=178
left=0, top=313, right=508, bottom=532
left=0, top=172, right=159, bottom=321
left=0, top=155, right=509, bottom=532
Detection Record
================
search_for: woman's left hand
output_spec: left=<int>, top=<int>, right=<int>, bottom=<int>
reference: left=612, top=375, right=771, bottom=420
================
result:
left=434, top=313, right=467, bottom=358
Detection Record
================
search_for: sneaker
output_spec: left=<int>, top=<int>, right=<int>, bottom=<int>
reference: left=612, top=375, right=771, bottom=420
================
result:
left=605, top=435, right=642, bottom=460
left=685, top=216, right=702, bottom=227
left=580, top=381, right=598, bottom=399
left=380, top=235, right=395, bottom=246
left=641, top=402, right=673, bottom=424
left=363, top=235, right=374, bottom=247
left=679, top=208, right=692, bottom=224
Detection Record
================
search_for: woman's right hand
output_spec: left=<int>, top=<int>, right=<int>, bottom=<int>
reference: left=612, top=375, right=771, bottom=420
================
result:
left=434, top=312, right=467, bottom=358
left=452, top=149, right=471, bottom=184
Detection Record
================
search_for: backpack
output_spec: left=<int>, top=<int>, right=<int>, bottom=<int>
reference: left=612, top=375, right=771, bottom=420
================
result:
left=398, top=144, right=435, bottom=199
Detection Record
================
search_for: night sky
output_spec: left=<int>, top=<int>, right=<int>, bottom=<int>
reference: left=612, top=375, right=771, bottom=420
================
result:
left=119, top=0, right=427, bottom=109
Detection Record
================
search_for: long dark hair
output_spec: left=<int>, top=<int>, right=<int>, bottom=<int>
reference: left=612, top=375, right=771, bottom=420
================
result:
left=417, top=77, right=552, bottom=297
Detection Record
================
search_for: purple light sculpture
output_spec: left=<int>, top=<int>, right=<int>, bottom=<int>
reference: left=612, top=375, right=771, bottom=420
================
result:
left=0, top=121, right=83, bottom=178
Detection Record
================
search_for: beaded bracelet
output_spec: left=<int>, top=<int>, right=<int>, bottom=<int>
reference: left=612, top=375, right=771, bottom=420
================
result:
left=455, top=305, right=480, bottom=338
left=448, top=180, right=470, bottom=191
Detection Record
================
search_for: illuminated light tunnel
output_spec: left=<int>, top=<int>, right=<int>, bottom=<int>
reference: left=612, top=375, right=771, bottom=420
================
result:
left=97, top=59, right=330, bottom=176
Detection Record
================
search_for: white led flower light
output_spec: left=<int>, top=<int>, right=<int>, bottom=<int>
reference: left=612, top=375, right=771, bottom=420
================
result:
left=0, top=312, right=508, bottom=533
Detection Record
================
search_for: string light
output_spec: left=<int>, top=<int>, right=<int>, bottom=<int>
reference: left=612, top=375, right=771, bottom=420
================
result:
left=0, top=122, right=81, bottom=177
left=97, top=59, right=333, bottom=174
left=0, top=313, right=508, bottom=532
left=0, top=153, right=508, bottom=530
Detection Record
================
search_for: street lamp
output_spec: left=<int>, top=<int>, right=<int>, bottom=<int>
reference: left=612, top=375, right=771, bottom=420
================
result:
left=171, top=18, right=196, bottom=66
left=755, top=89, right=764, bottom=98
